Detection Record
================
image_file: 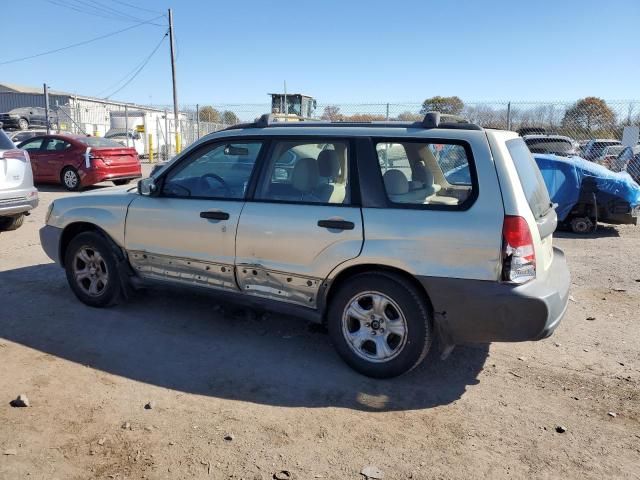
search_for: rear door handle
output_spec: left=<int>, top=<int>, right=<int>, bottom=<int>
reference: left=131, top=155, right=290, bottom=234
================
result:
left=317, top=219, right=355, bottom=230
left=200, top=211, right=229, bottom=220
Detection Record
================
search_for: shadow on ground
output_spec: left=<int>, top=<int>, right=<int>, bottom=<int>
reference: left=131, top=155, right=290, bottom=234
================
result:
left=0, top=264, right=489, bottom=412
left=555, top=225, right=621, bottom=239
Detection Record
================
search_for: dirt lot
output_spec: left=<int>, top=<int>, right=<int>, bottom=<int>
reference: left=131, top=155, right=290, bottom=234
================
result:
left=1, top=171, right=639, bottom=480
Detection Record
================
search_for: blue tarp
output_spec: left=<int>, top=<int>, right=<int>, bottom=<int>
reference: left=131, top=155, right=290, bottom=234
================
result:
left=533, top=154, right=640, bottom=221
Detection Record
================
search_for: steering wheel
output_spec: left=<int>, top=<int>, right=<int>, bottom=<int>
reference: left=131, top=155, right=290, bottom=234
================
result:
left=199, top=173, right=232, bottom=196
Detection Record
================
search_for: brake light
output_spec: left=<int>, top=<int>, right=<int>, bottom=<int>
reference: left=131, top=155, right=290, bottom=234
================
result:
left=0, top=149, right=28, bottom=161
left=502, top=215, right=536, bottom=284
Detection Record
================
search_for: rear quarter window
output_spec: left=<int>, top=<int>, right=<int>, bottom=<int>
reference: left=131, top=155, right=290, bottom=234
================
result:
left=506, top=138, right=553, bottom=219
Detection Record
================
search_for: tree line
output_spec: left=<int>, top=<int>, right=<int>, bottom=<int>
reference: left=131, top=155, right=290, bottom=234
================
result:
left=320, top=96, right=637, bottom=139
left=197, top=106, right=240, bottom=125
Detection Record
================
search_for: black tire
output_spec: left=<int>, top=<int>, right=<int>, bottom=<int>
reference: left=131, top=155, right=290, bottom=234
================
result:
left=17, top=118, right=29, bottom=130
left=61, top=166, right=81, bottom=191
left=0, top=214, right=25, bottom=231
left=327, top=272, right=432, bottom=378
left=113, top=179, right=130, bottom=186
left=64, top=231, right=122, bottom=308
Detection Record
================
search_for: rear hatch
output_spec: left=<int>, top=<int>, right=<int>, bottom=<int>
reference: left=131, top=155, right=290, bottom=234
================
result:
left=0, top=129, right=29, bottom=190
left=504, top=137, right=556, bottom=273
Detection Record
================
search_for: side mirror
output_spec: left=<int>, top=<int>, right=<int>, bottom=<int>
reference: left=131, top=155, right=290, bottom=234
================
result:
left=138, top=177, right=157, bottom=196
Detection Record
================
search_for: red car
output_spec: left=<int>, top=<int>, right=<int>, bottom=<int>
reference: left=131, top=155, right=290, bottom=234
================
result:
left=18, top=134, right=141, bottom=191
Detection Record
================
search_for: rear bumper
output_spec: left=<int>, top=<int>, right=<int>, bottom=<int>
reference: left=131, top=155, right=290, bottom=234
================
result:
left=419, top=247, right=571, bottom=344
left=40, top=225, right=63, bottom=264
left=0, top=188, right=39, bottom=216
left=80, top=165, right=142, bottom=186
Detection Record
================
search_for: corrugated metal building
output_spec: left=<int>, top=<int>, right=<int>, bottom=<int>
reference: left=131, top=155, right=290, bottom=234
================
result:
left=0, top=82, right=169, bottom=136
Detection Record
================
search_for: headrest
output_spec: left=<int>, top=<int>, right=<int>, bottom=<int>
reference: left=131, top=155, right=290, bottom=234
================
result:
left=383, top=169, right=409, bottom=195
left=292, top=158, right=319, bottom=193
left=318, top=150, right=340, bottom=178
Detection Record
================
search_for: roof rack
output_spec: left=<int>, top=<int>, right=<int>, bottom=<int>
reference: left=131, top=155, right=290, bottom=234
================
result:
left=222, top=111, right=482, bottom=131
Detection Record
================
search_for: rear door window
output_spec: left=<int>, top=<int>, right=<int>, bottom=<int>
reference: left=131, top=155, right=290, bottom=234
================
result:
left=506, top=138, right=553, bottom=219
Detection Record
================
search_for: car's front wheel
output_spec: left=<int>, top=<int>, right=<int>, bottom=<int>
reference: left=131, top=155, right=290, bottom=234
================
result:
left=17, top=118, right=29, bottom=130
left=328, top=272, right=432, bottom=378
left=61, top=167, right=81, bottom=191
left=64, top=231, right=122, bottom=307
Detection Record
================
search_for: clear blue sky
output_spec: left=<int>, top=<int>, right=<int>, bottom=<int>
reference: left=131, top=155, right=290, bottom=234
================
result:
left=2, top=0, right=639, bottom=106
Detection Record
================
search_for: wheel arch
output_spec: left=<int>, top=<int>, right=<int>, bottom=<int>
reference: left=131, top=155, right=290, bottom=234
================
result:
left=321, top=263, right=435, bottom=323
left=59, top=222, right=120, bottom=265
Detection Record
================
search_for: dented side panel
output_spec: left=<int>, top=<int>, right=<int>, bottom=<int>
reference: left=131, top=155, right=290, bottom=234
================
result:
left=128, top=251, right=237, bottom=290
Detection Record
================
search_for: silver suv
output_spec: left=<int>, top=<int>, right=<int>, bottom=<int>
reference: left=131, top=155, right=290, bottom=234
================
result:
left=39, top=113, right=570, bottom=378
left=0, top=126, right=38, bottom=231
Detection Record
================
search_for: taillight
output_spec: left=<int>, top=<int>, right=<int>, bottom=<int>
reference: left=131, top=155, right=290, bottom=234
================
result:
left=1, top=149, right=28, bottom=161
left=502, top=215, right=536, bottom=284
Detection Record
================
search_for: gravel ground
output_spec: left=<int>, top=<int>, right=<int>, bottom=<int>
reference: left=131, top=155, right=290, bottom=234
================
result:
left=1, top=172, right=639, bottom=479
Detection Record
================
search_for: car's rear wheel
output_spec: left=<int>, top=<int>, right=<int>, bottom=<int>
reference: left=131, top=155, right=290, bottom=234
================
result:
left=17, top=118, right=29, bottom=130
left=327, top=272, right=432, bottom=378
left=64, top=231, right=122, bottom=307
left=0, top=214, right=25, bottom=231
left=61, top=167, right=81, bottom=191
left=113, top=179, right=130, bottom=186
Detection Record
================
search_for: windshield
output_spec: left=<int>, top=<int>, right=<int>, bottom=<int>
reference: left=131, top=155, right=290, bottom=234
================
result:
left=79, top=137, right=127, bottom=148
left=506, top=138, right=553, bottom=219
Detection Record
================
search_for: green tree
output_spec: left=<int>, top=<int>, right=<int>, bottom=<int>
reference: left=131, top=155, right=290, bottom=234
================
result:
left=199, top=105, right=221, bottom=123
left=222, top=110, right=240, bottom=125
left=420, top=96, right=464, bottom=115
left=562, top=97, right=615, bottom=132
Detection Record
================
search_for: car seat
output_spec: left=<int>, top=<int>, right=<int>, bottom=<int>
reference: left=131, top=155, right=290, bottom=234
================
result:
left=316, top=150, right=345, bottom=203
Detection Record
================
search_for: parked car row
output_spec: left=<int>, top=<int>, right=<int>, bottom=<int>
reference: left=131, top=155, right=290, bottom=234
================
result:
left=0, top=123, right=141, bottom=233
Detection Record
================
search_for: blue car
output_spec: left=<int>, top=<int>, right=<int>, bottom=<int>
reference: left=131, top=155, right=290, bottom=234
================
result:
left=444, top=154, right=640, bottom=233
left=533, top=154, right=640, bottom=233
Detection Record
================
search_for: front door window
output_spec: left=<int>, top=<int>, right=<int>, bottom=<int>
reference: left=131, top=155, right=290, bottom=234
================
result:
left=162, top=142, right=263, bottom=199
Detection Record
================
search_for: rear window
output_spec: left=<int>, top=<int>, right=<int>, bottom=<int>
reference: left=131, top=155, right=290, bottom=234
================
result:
left=79, top=137, right=125, bottom=148
left=506, top=138, right=553, bottom=219
left=0, top=129, right=14, bottom=149
left=525, top=138, right=573, bottom=155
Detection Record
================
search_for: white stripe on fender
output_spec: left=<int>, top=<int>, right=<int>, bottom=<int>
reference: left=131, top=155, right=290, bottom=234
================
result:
left=84, top=147, right=92, bottom=168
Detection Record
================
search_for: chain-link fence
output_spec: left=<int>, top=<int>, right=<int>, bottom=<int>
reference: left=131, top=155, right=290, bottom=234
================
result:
left=36, top=99, right=640, bottom=161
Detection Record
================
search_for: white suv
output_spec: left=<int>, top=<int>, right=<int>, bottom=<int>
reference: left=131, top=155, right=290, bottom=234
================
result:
left=40, top=113, right=570, bottom=378
left=0, top=126, right=38, bottom=231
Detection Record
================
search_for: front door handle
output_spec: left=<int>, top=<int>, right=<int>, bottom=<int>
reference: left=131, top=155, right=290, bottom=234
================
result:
left=200, top=211, right=230, bottom=220
left=317, top=219, right=355, bottom=230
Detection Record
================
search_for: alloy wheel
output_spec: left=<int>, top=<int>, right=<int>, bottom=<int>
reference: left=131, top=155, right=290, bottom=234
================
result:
left=72, top=246, right=109, bottom=297
left=341, top=291, right=408, bottom=363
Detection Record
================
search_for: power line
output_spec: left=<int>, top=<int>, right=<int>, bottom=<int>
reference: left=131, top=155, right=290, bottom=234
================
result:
left=98, top=30, right=168, bottom=99
left=110, top=0, right=165, bottom=16
left=45, top=0, right=165, bottom=26
left=0, top=16, right=164, bottom=65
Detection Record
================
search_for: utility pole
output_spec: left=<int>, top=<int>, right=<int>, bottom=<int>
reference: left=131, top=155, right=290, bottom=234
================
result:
left=43, top=83, right=50, bottom=134
left=168, top=8, right=180, bottom=153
